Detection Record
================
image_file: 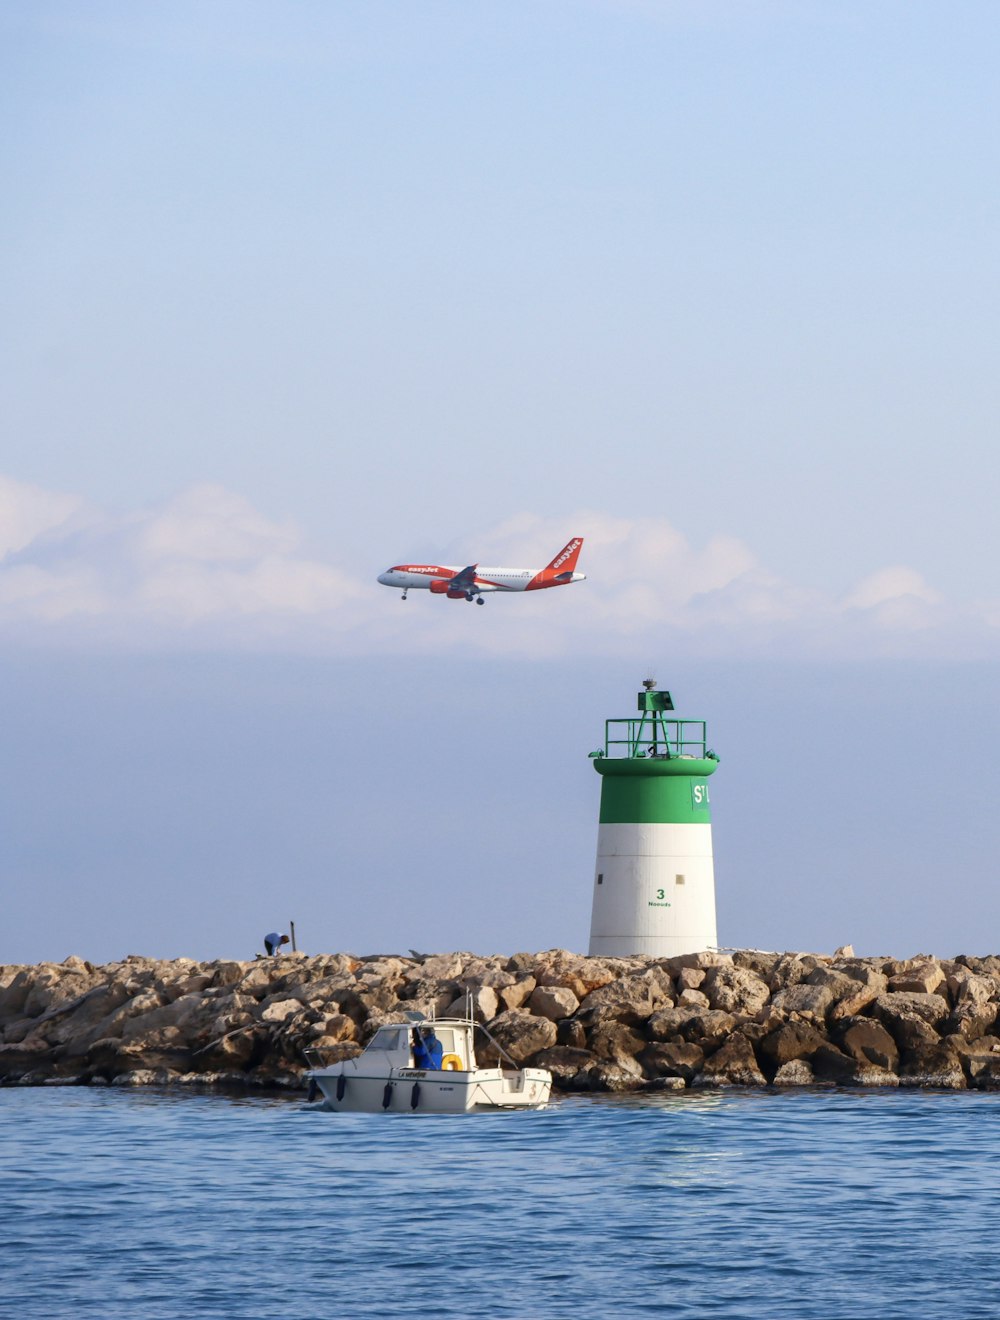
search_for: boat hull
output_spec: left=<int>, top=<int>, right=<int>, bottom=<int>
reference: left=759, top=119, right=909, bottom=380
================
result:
left=310, top=1065, right=551, bottom=1113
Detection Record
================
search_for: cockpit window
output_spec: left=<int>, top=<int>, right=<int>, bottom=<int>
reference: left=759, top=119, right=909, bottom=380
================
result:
left=367, top=1028, right=405, bottom=1051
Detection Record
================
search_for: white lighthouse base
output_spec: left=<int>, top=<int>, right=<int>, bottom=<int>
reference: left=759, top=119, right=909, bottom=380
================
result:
left=588, top=822, right=718, bottom=958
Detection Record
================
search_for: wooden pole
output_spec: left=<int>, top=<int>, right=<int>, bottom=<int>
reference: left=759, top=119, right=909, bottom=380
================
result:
left=290, top=920, right=297, bottom=952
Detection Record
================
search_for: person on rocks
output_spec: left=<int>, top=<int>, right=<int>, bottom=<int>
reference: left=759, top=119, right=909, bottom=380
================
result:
left=411, top=1025, right=443, bottom=1070
left=264, top=932, right=290, bottom=957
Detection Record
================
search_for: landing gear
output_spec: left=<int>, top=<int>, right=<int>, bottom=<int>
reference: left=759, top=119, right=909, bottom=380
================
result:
left=476, top=597, right=484, bottom=605
left=401, top=589, right=408, bottom=601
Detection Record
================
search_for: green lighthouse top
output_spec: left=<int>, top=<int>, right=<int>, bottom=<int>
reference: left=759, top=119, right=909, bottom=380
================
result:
left=589, top=678, right=719, bottom=766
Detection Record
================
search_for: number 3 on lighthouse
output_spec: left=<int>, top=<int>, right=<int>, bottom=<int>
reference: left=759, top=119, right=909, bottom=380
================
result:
left=656, top=888, right=665, bottom=900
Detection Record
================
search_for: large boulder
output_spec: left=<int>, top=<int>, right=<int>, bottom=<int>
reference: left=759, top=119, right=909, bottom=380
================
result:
left=0, top=970, right=33, bottom=1023
left=207, top=960, right=247, bottom=987
left=646, top=1006, right=700, bottom=1041
left=872, top=992, right=950, bottom=1030
left=809, top=1042, right=858, bottom=1084
left=638, top=1041, right=705, bottom=1082
left=499, top=978, right=537, bottom=1011
left=0, top=1034, right=52, bottom=1077
left=947, top=970, right=1000, bottom=1008
left=586, top=1021, right=646, bottom=1063
left=772, top=1059, right=820, bottom=1086
left=732, top=950, right=782, bottom=981
left=399, top=978, right=459, bottom=1017
left=454, top=955, right=509, bottom=987
left=767, top=983, right=835, bottom=1024
left=898, top=1042, right=966, bottom=1089
left=238, top=965, right=286, bottom=1000
left=475, top=968, right=517, bottom=991
left=95, top=989, right=167, bottom=1042
left=966, top=1054, right=1000, bottom=1089
left=530, top=1046, right=595, bottom=1086
left=94, top=1025, right=193, bottom=1075
left=259, top=998, right=304, bottom=1025
left=575, top=1058, right=645, bottom=1092
left=663, top=951, right=733, bottom=975
left=22, top=966, right=105, bottom=1020
left=760, top=1020, right=827, bottom=1067
left=675, top=967, right=705, bottom=992
left=837, top=1019, right=899, bottom=1072
left=852, top=1067, right=900, bottom=1087
left=122, top=992, right=214, bottom=1041
left=694, top=1035, right=766, bottom=1088
left=445, top=986, right=499, bottom=1022
left=557, top=1018, right=588, bottom=1049
left=829, top=981, right=887, bottom=1021
left=878, top=1011, right=942, bottom=1053
left=889, top=962, right=946, bottom=996
left=356, top=956, right=411, bottom=982
left=702, top=966, right=770, bottom=1016
left=943, top=1004, right=999, bottom=1042
left=162, top=974, right=213, bottom=1002
left=111, top=1068, right=177, bottom=1087
left=317, top=1013, right=357, bottom=1043
left=528, top=985, right=580, bottom=1022
left=532, top=951, right=627, bottom=999
left=484, top=1010, right=557, bottom=1065
left=415, top=954, right=467, bottom=980
left=352, top=980, right=404, bottom=1015
left=43, top=982, right=133, bottom=1048
left=577, top=968, right=675, bottom=1024
left=810, top=966, right=887, bottom=1020
left=646, top=1007, right=736, bottom=1044
left=767, top=955, right=815, bottom=991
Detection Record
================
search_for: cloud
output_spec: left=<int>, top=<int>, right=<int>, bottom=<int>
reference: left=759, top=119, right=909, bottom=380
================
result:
left=0, top=479, right=363, bottom=643
left=0, top=475, right=83, bottom=558
left=0, top=475, right=996, bottom=659
left=842, top=566, right=942, bottom=611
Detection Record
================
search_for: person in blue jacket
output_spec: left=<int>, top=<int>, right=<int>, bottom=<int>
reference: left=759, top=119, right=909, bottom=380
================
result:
left=411, top=1025, right=443, bottom=1070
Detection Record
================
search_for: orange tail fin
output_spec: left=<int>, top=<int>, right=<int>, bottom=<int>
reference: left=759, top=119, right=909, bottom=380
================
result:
left=545, top=537, right=584, bottom=574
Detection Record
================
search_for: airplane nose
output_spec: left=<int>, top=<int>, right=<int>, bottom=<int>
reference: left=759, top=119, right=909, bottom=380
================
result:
left=377, top=572, right=391, bottom=585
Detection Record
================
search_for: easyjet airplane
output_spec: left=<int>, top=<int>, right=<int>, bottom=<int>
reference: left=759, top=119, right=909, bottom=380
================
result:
left=378, top=536, right=585, bottom=604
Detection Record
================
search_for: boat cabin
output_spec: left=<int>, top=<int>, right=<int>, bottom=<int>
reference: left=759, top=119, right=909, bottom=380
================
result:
left=364, top=1021, right=476, bottom=1072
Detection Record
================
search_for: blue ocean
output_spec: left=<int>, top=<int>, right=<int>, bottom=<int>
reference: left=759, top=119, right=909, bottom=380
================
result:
left=3, top=1086, right=998, bottom=1319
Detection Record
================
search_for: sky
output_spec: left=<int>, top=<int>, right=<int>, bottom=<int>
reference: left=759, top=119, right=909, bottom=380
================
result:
left=2, top=1, right=999, bottom=965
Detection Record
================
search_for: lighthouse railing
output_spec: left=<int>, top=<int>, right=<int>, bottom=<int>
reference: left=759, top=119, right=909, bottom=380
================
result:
left=602, top=717, right=708, bottom=760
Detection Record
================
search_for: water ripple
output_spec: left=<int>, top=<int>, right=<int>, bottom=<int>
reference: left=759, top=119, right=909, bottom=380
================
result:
left=2, top=1087, right=1000, bottom=1317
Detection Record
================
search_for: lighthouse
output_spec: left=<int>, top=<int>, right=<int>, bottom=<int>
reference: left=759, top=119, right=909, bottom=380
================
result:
left=588, top=679, right=719, bottom=958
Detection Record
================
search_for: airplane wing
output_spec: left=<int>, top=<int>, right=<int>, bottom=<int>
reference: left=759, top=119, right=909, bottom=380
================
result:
left=447, top=564, right=501, bottom=596
left=448, top=565, right=479, bottom=590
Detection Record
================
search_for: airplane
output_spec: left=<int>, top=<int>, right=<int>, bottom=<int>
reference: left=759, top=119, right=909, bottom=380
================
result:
left=377, top=536, right=586, bottom=604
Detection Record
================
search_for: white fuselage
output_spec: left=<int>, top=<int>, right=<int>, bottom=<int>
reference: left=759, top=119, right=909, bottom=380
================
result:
left=377, top=535, right=586, bottom=600
left=377, top=564, right=586, bottom=594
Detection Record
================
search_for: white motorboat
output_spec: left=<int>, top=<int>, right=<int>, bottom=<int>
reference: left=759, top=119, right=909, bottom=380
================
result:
left=306, top=1012, right=551, bottom=1114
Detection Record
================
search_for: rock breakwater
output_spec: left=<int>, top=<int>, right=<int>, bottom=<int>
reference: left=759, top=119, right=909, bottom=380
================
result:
left=4, top=948, right=1000, bottom=1092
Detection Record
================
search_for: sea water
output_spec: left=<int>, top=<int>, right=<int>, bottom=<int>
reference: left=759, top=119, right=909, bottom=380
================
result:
left=3, top=1086, right=998, bottom=1319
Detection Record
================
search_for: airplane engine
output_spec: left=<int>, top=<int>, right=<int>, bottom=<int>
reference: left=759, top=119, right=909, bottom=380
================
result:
left=428, top=579, right=450, bottom=594
left=446, top=587, right=467, bottom=599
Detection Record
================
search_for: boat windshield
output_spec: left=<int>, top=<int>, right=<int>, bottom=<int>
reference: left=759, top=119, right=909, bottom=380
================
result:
left=366, top=1027, right=408, bottom=1052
